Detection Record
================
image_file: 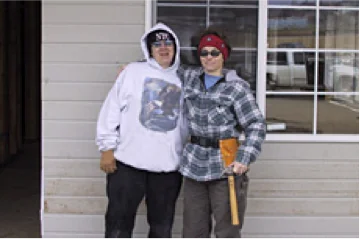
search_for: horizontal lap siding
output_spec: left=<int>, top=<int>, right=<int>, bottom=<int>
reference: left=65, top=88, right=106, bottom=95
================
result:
left=42, top=140, right=359, bottom=236
left=42, top=142, right=359, bottom=224
left=43, top=214, right=359, bottom=238
left=44, top=178, right=358, bottom=198
left=44, top=196, right=358, bottom=216
left=43, top=2, right=144, bottom=25
left=43, top=156, right=359, bottom=179
left=42, top=139, right=359, bottom=161
left=42, top=44, right=141, bottom=63
left=41, top=0, right=145, bottom=237
left=43, top=25, right=144, bottom=44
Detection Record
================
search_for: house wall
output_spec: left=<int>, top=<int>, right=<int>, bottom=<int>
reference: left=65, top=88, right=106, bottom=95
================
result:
left=42, top=0, right=359, bottom=237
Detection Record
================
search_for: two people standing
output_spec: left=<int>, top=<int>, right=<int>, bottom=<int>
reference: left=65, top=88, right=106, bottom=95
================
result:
left=96, top=22, right=266, bottom=238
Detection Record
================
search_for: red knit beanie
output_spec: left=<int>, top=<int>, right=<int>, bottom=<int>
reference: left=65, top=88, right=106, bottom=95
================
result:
left=198, top=34, right=229, bottom=61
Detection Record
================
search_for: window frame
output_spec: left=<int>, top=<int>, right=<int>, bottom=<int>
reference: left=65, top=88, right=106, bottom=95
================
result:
left=148, top=0, right=359, bottom=142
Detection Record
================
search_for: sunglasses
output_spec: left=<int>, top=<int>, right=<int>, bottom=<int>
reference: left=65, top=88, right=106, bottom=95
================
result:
left=151, top=40, right=174, bottom=48
left=199, top=50, right=221, bottom=57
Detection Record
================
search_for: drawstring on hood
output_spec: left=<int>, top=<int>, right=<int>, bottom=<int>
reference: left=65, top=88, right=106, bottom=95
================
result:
left=141, top=22, right=180, bottom=71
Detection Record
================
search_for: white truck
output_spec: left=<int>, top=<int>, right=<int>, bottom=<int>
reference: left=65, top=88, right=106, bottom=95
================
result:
left=266, top=51, right=308, bottom=90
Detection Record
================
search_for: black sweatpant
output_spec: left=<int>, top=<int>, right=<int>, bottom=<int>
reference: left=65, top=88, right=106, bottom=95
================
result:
left=105, top=160, right=182, bottom=238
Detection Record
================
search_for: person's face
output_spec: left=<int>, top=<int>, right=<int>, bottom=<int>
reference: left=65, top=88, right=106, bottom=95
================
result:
left=151, top=39, right=175, bottom=69
left=199, top=46, right=224, bottom=75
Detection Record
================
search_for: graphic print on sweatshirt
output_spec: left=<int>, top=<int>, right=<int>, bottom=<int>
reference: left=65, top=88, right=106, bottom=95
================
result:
left=139, top=77, right=181, bottom=132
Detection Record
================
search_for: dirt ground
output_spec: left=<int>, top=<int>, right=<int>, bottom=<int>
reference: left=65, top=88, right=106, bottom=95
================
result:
left=0, top=143, right=41, bottom=238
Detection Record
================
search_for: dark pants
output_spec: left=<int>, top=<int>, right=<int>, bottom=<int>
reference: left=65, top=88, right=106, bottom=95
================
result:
left=105, top=161, right=182, bottom=238
left=182, top=174, right=249, bottom=238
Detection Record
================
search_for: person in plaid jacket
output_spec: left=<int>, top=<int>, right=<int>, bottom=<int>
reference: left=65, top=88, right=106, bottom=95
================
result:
left=178, top=28, right=266, bottom=238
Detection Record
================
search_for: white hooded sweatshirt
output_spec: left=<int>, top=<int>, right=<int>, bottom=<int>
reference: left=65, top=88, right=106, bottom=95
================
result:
left=96, top=23, right=188, bottom=172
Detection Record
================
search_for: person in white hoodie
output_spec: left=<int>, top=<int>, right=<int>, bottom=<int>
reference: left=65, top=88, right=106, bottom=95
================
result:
left=96, top=23, right=187, bottom=238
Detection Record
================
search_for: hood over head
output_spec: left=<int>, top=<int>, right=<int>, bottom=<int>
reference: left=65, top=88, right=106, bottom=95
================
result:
left=141, top=22, right=180, bottom=70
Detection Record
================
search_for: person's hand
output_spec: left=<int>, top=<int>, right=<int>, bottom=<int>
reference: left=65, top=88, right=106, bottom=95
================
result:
left=231, top=162, right=248, bottom=175
left=100, top=150, right=117, bottom=174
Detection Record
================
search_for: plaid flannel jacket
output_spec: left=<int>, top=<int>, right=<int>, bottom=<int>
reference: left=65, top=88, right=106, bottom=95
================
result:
left=177, top=65, right=266, bottom=181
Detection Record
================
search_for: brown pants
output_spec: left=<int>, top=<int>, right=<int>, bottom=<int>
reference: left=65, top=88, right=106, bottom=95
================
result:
left=182, top=174, right=249, bottom=238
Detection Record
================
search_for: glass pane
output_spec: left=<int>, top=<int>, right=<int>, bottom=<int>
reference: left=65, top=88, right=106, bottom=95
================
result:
left=317, top=95, right=359, bottom=134
left=157, top=6, right=206, bottom=47
left=266, top=95, right=314, bottom=133
left=180, top=49, right=200, bottom=66
left=305, top=52, right=325, bottom=91
left=319, top=10, right=359, bottom=49
left=320, top=52, right=359, bottom=93
left=210, top=7, right=258, bottom=48
left=210, top=0, right=258, bottom=5
left=320, top=0, right=359, bottom=7
left=157, top=0, right=206, bottom=3
left=266, top=51, right=316, bottom=91
left=269, top=0, right=316, bottom=6
left=226, top=50, right=258, bottom=92
left=268, top=9, right=316, bottom=48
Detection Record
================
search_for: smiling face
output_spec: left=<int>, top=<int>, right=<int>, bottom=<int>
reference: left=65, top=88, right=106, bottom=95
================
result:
left=151, top=40, right=175, bottom=69
left=199, top=46, right=224, bottom=76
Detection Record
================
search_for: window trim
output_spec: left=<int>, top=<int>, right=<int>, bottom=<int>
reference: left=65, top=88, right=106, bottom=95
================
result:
left=145, top=0, right=152, bottom=31
left=151, top=0, right=359, bottom=143
left=264, top=134, right=359, bottom=142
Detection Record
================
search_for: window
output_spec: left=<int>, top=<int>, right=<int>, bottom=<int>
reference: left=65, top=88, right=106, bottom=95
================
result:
left=154, top=0, right=359, bottom=140
left=156, top=0, right=259, bottom=93
left=267, top=52, right=288, bottom=65
left=266, top=1, right=358, bottom=135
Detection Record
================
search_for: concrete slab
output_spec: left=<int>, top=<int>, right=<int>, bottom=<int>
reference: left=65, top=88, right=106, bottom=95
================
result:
left=0, top=142, right=41, bottom=238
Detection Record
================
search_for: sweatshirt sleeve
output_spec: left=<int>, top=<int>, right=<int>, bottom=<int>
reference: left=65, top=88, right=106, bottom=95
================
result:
left=96, top=71, right=128, bottom=152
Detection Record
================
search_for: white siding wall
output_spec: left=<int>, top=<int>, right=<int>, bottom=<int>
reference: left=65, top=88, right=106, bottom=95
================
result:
left=41, top=0, right=145, bottom=237
left=41, top=1, right=359, bottom=237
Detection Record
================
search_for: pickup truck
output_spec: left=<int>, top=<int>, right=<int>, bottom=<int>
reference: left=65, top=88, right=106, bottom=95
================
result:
left=266, top=51, right=308, bottom=90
